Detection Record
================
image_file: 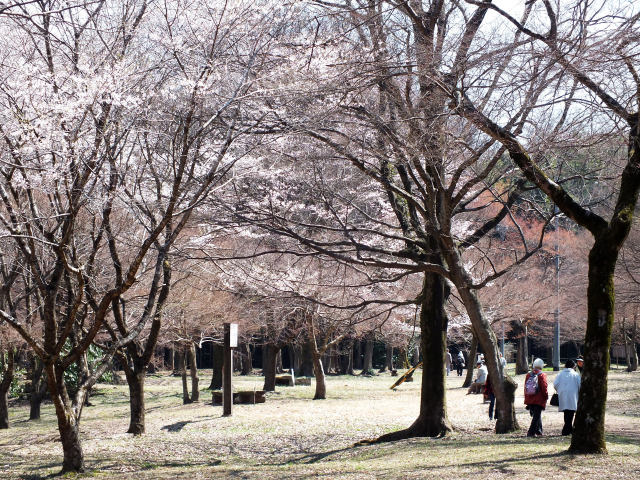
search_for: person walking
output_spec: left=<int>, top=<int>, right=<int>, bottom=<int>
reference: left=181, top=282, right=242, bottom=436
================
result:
left=553, top=359, right=581, bottom=435
left=524, top=358, right=548, bottom=437
left=445, top=349, right=452, bottom=376
left=485, top=374, right=498, bottom=421
left=576, top=356, right=584, bottom=374
left=456, top=351, right=465, bottom=376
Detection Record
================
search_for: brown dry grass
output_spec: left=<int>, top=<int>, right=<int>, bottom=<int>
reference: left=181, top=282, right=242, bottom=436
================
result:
left=1, top=367, right=639, bottom=479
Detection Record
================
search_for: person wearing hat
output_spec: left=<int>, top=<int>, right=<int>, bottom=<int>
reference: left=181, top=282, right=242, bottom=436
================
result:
left=576, top=357, right=584, bottom=374
left=467, top=360, right=488, bottom=394
left=524, top=358, right=548, bottom=437
left=553, top=359, right=581, bottom=435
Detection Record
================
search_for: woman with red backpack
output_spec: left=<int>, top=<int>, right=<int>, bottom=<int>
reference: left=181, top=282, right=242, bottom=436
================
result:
left=524, top=358, right=548, bottom=437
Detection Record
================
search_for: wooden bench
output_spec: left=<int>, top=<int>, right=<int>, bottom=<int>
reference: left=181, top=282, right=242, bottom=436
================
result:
left=211, top=390, right=266, bottom=405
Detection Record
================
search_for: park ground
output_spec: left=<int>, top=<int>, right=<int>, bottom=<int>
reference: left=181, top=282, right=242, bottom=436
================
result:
left=1, top=367, right=639, bottom=479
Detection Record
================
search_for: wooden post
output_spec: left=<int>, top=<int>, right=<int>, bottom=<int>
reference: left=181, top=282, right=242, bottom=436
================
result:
left=223, top=323, right=237, bottom=416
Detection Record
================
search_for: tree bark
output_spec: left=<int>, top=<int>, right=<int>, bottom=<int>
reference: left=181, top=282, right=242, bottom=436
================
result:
left=570, top=240, right=618, bottom=453
left=188, top=342, right=199, bottom=402
left=361, top=336, right=374, bottom=375
left=125, top=370, right=146, bottom=434
left=515, top=322, right=529, bottom=375
left=46, top=364, right=85, bottom=473
left=0, top=348, right=15, bottom=429
left=262, top=344, right=279, bottom=391
left=29, top=353, right=46, bottom=421
left=462, top=334, right=478, bottom=388
left=181, top=349, right=192, bottom=404
left=628, top=315, right=638, bottom=372
left=374, top=271, right=452, bottom=442
left=241, top=343, right=253, bottom=375
left=380, top=345, right=393, bottom=373
left=210, top=344, right=223, bottom=389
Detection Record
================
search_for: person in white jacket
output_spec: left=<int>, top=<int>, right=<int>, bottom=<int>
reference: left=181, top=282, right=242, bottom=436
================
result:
left=553, top=359, right=581, bottom=435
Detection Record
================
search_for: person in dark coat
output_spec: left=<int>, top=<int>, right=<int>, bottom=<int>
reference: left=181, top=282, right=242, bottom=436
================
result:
left=524, top=358, right=548, bottom=437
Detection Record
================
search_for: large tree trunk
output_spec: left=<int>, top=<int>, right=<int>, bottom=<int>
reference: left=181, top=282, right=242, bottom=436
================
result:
left=0, top=348, right=15, bottom=429
left=188, top=343, right=199, bottom=402
left=262, top=344, right=279, bottom=392
left=462, top=334, right=478, bottom=388
left=374, top=271, right=452, bottom=442
left=210, top=344, right=223, bottom=389
left=360, top=336, right=374, bottom=375
left=570, top=241, right=618, bottom=453
left=125, top=369, right=146, bottom=435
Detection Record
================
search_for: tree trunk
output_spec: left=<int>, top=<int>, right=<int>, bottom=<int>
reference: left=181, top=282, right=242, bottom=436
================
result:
left=46, top=364, right=84, bottom=473
left=628, top=315, right=638, bottom=372
left=462, top=334, right=478, bottom=388
left=241, top=343, right=253, bottom=375
left=181, top=350, right=191, bottom=404
left=312, top=351, right=326, bottom=399
left=29, top=354, right=46, bottom=421
left=361, top=336, right=374, bottom=375
left=0, top=348, right=15, bottom=429
left=380, top=345, right=393, bottom=372
left=453, top=280, right=519, bottom=433
left=188, top=343, right=199, bottom=402
left=515, top=322, right=529, bottom=375
left=210, top=344, right=223, bottom=389
left=411, top=344, right=420, bottom=367
left=354, top=341, right=362, bottom=370
left=570, top=241, right=618, bottom=453
left=262, top=344, right=279, bottom=392
left=125, top=369, right=146, bottom=435
left=173, top=345, right=183, bottom=377
left=374, top=271, right=452, bottom=442
left=275, top=349, right=283, bottom=374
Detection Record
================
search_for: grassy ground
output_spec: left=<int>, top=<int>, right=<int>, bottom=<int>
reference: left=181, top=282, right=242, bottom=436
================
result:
left=1, top=367, right=639, bottom=479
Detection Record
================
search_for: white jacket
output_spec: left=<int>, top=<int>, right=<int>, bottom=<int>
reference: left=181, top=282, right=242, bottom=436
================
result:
left=553, top=368, right=581, bottom=411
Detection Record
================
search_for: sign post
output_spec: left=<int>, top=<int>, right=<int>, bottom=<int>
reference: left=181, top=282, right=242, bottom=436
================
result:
left=223, top=323, right=237, bottom=416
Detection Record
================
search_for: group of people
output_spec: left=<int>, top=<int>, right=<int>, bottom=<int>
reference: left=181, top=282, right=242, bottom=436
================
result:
left=460, top=351, right=584, bottom=437
left=524, top=357, right=582, bottom=437
left=445, top=349, right=467, bottom=376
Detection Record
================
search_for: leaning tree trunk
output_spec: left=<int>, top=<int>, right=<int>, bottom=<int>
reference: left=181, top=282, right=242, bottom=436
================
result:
left=457, top=288, right=518, bottom=433
left=0, top=348, right=15, bottom=429
left=262, top=344, right=279, bottom=392
left=360, top=336, right=374, bottom=375
left=462, top=334, right=478, bottom=388
left=373, top=270, right=452, bottom=443
left=311, top=349, right=326, bottom=400
left=188, top=343, right=199, bottom=402
left=444, top=242, right=519, bottom=434
left=570, top=241, right=618, bottom=453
